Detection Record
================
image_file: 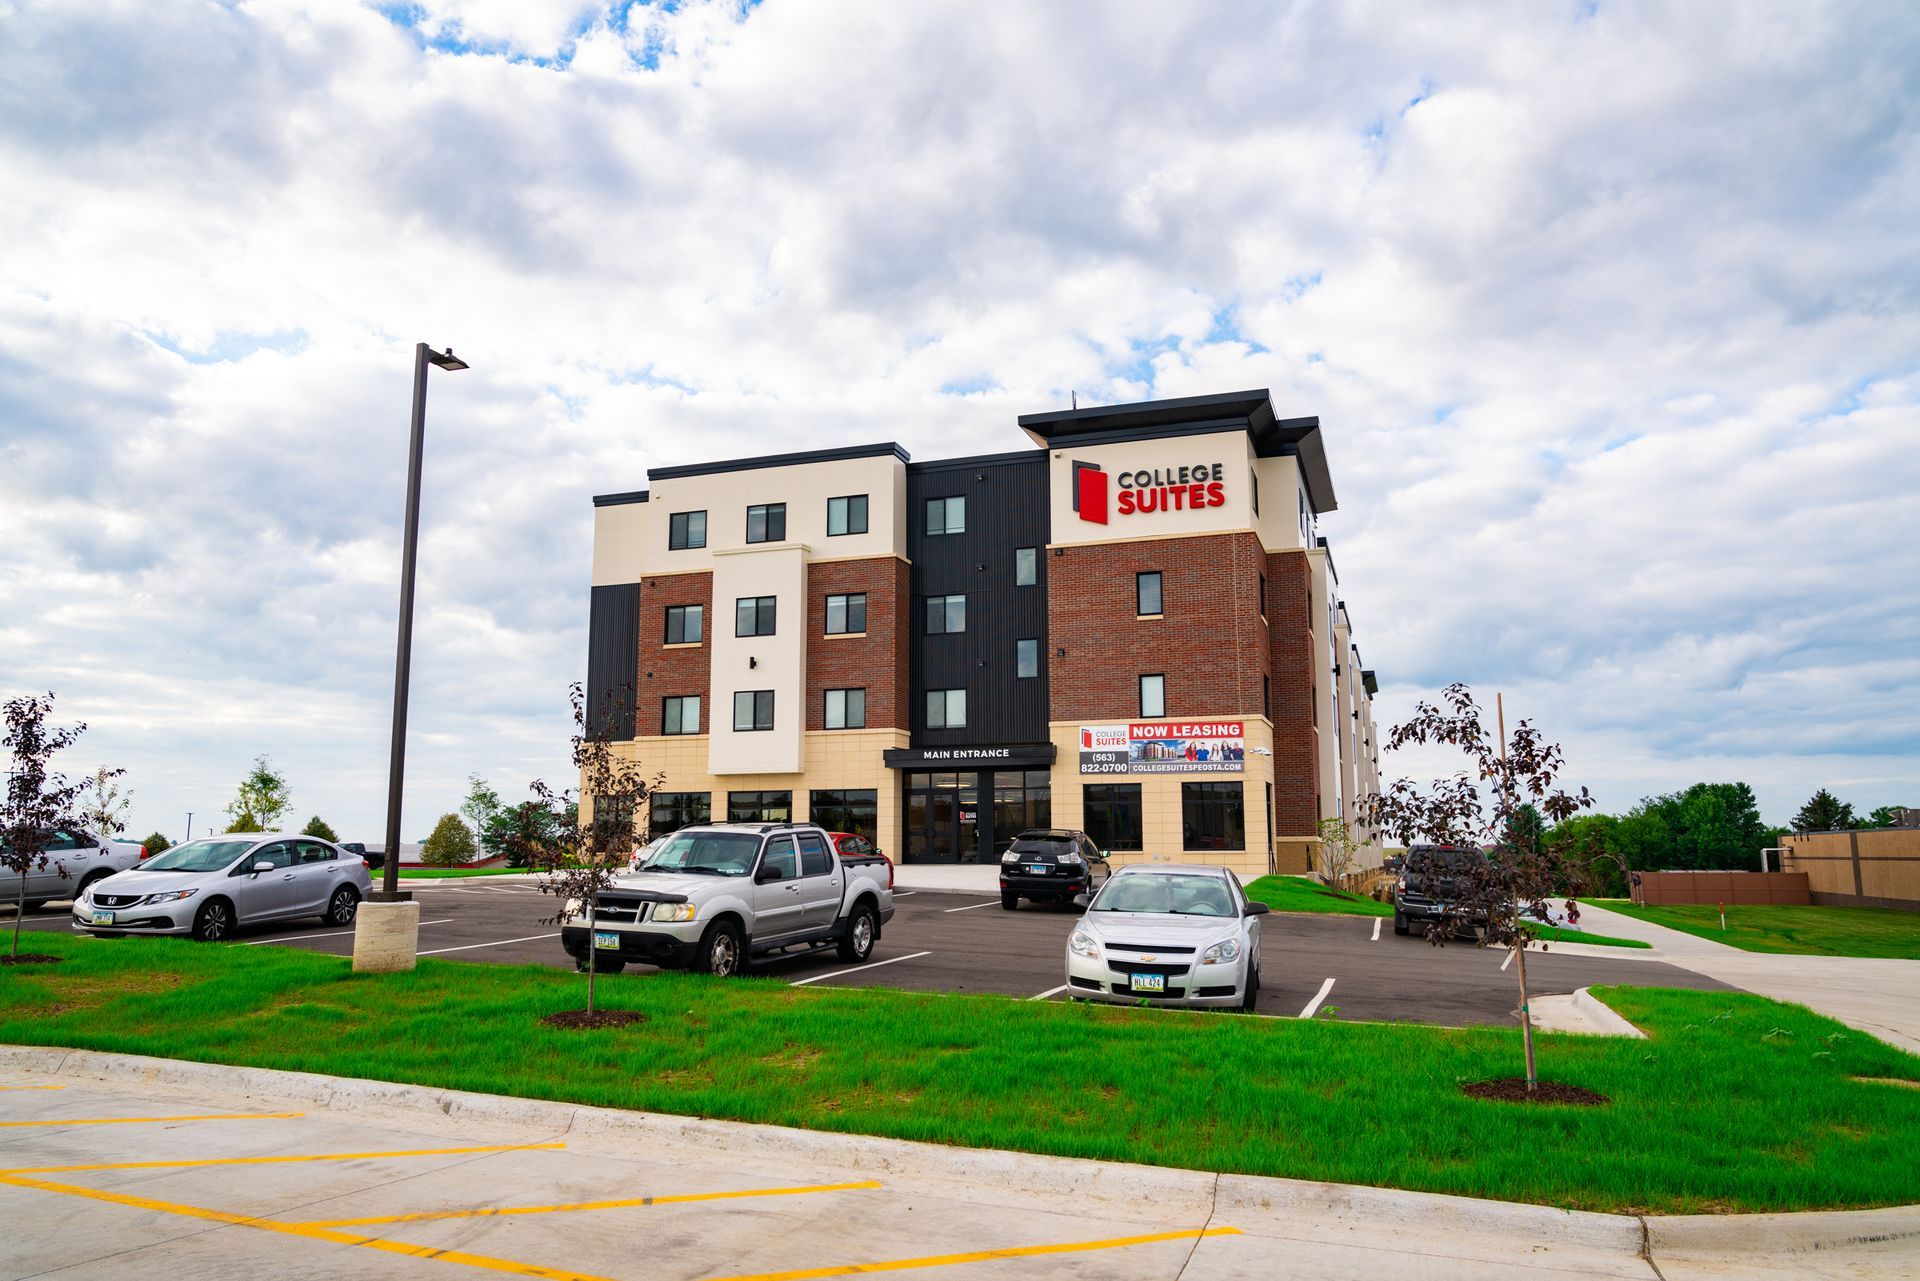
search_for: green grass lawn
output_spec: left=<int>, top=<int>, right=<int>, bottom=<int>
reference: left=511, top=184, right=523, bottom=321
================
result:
left=1594, top=900, right=1920, bottom=960
left=3, top=931, right=1915, bottom=1214
left=1244, top=876, right=1648, bottom=949
left=396, top=866, right=526, bottom=879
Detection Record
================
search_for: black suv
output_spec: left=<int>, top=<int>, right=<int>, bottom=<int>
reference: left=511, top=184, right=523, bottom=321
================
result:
left=1392, top=844, right=1488, bottom=936
left=998, top=829, right=1111, bottom=909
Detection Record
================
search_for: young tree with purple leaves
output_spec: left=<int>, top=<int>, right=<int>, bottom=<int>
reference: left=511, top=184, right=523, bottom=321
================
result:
left=3, top=693, right=115, bottom=963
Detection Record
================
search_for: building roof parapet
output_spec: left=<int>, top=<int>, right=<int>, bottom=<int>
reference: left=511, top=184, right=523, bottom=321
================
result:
left=592, top=490, right=650, bottom=507
left=647, top=441, right=909, bottom=482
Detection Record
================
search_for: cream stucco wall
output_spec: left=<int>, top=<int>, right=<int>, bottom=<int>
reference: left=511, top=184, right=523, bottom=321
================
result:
left=708, top=542, right=807, bottom=775
left=1252, top=453, right=1309, bottom=553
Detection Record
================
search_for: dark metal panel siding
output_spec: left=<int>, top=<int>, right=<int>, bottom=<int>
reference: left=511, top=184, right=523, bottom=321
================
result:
left=586, top=583, right=640, bottom=739
left=907, top=454, right=1050, bottom=747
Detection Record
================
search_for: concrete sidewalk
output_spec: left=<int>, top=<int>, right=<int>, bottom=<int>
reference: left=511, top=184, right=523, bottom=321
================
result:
left=3, top=1046, right=1916, bottom=1279
left=1575, top=901, right=1920, bottom=1056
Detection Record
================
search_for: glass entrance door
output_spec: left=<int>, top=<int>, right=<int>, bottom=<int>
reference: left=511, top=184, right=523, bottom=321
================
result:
left=903, top=772, right=983, bottom=863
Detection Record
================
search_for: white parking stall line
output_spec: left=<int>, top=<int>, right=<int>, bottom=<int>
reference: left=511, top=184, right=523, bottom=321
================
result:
left=417, top=933, right=559, bottom=956
left=1029, top=984, right=1069, bottom=1001
left=1371, top=917, right=1382, bottom=942
left=1502, top=949, right=1515, bottom=971
left=249, top=919, right=454, bottom=946
left=790, top=951, right=932, bottom=987
left=942, top=900, right=1001, bottom=913
left=1298, top=977, right=1336, bottom=1019
left=892, top=891, right=918, bottom=898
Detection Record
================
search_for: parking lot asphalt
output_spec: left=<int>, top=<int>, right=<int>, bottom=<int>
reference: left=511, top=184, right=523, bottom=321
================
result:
left=10, top=884, right=1731, bottom=1027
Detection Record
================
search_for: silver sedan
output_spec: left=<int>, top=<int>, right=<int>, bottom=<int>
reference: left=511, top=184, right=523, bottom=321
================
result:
left=74, top=833, right=373, bottom=941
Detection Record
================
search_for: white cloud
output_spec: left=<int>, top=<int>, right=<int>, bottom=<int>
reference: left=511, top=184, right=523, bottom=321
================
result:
left=0, top=0, right=1915, bottom=839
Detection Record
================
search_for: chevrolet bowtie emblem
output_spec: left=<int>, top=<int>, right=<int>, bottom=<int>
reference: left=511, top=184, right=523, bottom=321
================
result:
left=1142, top=955, right=1156, bottom=962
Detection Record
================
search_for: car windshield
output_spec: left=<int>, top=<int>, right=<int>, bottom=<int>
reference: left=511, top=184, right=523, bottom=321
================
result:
left=641, top=832, right=759, bottom=876
left=141, top=839, right=256, bottom=873
left=1411, top=848, right=1485, bottom=871
left=1090, top=874, right=1236, bottom=917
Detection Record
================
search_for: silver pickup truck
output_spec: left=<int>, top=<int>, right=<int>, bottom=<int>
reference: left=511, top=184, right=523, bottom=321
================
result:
left=560, top=822, right=895, bottom=978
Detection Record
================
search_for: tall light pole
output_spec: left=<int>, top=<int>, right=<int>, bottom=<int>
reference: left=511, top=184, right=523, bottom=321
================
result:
left=354, top=343, right=467, bottom=973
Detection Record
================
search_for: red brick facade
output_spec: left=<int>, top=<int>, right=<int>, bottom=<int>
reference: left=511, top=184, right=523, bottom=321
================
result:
left=636, top=572, right=713, bottom=736
left=1047, top=532, right=1271, bottom=723
left=805, top=556, right=910, bottom=730
left=1265, top=549, right=1320, bottom=837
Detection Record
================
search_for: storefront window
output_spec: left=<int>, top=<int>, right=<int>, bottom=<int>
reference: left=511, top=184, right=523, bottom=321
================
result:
left=810, top=790, right=878, bottom=843
left=991, top=770, right=1052, bottom=853
left=1082, top=784, right=1143, bottom=852
left=1181, top=782, right=1245, bottom=851
left=648, top=791, right=710, bottom=839
left=728, top=791, right=792, bottom=823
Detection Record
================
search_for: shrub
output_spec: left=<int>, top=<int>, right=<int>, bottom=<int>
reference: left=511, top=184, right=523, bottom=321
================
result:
left=420, top=813, right=477, bottom=867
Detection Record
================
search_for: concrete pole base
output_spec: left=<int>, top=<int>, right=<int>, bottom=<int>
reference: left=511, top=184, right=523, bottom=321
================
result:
left=352, top=898, right=421, bottom=973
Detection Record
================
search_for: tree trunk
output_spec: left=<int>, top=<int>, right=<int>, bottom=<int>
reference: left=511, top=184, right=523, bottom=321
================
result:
left=11, top=870, right=26, bottom=958
left=585, top=898, right=597, bottom=1015
left=1514, top=941, right=1537, bottom=1091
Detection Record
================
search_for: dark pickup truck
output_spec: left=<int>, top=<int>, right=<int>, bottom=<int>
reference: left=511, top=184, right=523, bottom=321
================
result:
left=1392, top=844, right=1488, bottom=936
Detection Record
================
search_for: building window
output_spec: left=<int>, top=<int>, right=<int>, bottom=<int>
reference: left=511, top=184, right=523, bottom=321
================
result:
left=1082, top=784, right=1143, bottom=852
left=926, top=688, right=966, bottom=729
left=1182, top=782, right=1246, bottom=851
left=926, top=594, right=966, bottom=634
left=648, top=791, right=710, bottom=839
left=733, top=690, right=774, bottom=732
left=668, top=510, right=706, bottom=550
left=825, top=593, right=866, bottom=635
left=664, top=603, right=703, bottom=645
left=746, top=503, right=786, bottom=544
left=1263, top=674, right=1271, bottom=720
left=1015, top=547, right=1037, bottom=586
left=1257, top=573, right=1266, bottom=618
left=728, top=790, right=791, bottom=823
left=925, top=495, right=966, bottom=535
left=827, top=494, right=868, bottom=536
left=992, top=770, right=1052, bottom=851
left=662, top=695, right=701, bottom=736
left=1139, top=674, right=1165, bottom=718
left=810, top=789, right=878, bottom=843
left=1016, top=638, right=1038, bottom=679
left=1136, top=571, right=1163, bottom=617
left=735, top=595, right=777, bottom=637
left=1251, top=469, right=1260, bottom=515
left=824, top=687, right=866, bottom=729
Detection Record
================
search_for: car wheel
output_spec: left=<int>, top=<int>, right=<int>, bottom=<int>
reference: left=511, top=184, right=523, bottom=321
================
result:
left=324, top=886, right=360, bottom=926
left=1240, top=964, right=1261, bottom=1013
left=696, top=920, right=744, bottom=977
left=1000, top=891, right=1019, bottom=910
left=1393, top=910, right=1410, bottom=936
left=75, top=872, right=111, bottom=902
left=576, top=954, right=626, bottom=974
left=837, top=904, right=877, bottom=962
left=192, top=899, right=234, bottom=942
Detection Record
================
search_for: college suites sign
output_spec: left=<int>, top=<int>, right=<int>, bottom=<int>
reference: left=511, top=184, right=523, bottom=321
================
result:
left=1078, top=722, right=1246, bottom=775
left=1071, top=460, right=1227, bottom=524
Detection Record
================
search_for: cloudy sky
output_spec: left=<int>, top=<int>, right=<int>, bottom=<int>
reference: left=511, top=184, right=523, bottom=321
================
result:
left=2, top=0, right=1914, bottom=842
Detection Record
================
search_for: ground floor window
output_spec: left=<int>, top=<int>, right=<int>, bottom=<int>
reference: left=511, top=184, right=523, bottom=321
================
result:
left=728, top=791, right=792, bottom=823
left=1182, top=782, right=1245, bottom=851
left=648, top=791, right=710, bottom=839
left=810, top=789, right=878, bottom=843
left=992, top=770, right=1052, bottom=853
left=1082, top=783, right=1143, bottom=852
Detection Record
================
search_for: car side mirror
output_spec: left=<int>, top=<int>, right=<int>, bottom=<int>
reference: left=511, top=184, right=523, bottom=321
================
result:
left=756, top=865, right=784, bottom=884
left=1073, top=892, right=1092, bottom=909
left=1245, top=901, right=1270, bottom=916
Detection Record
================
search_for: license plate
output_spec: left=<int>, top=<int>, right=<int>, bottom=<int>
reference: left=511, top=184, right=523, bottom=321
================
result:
left=593, top=931, right=620, bottom=950
left=1131, top=973, right=1166, bottom=993
left=1026, top=864, right=1049, bottom=875
left=91, top=910, right=115, bottom=926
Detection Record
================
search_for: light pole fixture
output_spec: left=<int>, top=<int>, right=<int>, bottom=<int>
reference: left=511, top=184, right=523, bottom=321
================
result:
left=373, top=343, right=467, bottom=903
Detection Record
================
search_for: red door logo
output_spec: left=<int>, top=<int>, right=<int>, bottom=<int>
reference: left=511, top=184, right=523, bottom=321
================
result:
left=1072, top=461, right=1107, bottom=524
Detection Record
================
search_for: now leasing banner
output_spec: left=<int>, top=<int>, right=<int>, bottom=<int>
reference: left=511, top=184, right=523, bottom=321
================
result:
left=1078, top=721, right=1246, bottom=775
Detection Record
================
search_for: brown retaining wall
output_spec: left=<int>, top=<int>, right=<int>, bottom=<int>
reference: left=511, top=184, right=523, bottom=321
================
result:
left=1781, top=829, right=1920, bottom=911
left=1632, top=871, right=1810, bottom=907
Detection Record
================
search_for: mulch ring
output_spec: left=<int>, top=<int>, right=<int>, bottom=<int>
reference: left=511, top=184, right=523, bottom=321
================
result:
left=0, top=955, right=63, bottom=967
left=540, top=1009, right=647, bottom=1031
left=1462, top=1078, right=1609, bottom=1106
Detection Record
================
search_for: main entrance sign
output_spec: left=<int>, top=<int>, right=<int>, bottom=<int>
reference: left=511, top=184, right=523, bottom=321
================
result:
left=1078, top=721, right=1246, bottom=774
left=1072, top=461, right=1227, bottom=525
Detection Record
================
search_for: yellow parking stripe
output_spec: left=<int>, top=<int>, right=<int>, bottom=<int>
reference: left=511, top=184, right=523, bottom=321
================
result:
left=2, top=1141, right=567, bottom=1177
left=0, top=1084, right=66, bottom=1091
left=702, top=1226, right=1244, bottom=1281
left=0, top=1111, right=302, bottom=1128
left=299, top=1180, right=883, bottom=1227
left=0, top=1172, right=621, bottom=1281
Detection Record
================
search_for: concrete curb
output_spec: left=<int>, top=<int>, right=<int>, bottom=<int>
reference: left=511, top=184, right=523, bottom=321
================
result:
left=4, top=1042, right=1915, bottom=1271
left=1573, top=986, right=1648, bottom=1037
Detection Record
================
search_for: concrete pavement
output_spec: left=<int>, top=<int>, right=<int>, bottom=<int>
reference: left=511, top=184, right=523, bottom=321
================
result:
left=1574, top=902, right=1920, bottom=1056
left=4, top=1048, right=1915, bottom=1280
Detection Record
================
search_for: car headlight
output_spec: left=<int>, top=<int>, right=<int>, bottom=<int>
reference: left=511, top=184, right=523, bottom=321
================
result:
left=563, top=897, right=583, bottom=920
left=651, top=902, right=698, bottom=923
left=1068, top=930, right=1101, bottom=958
left=1201, top=938, right=1241, bottom=964
left=140, top=889, right=200, bottom=905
